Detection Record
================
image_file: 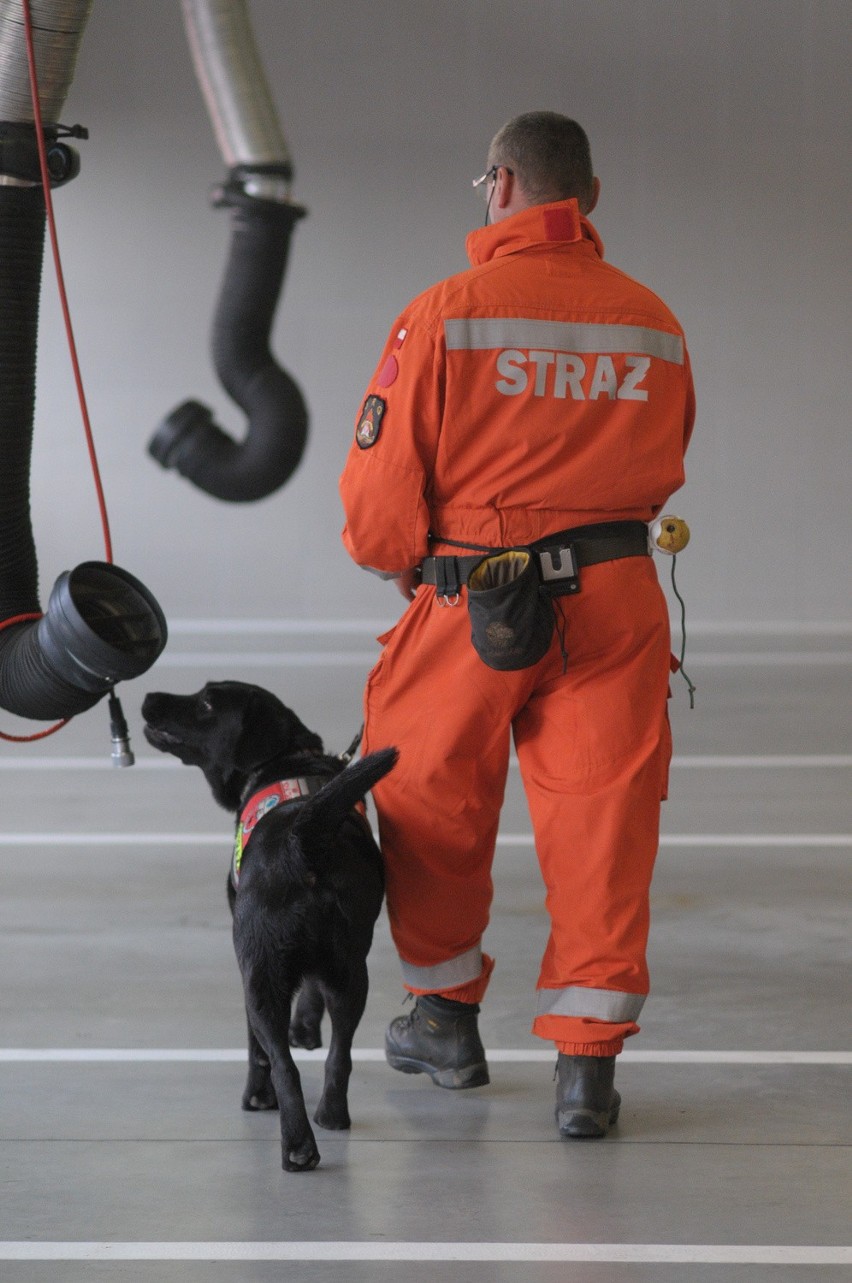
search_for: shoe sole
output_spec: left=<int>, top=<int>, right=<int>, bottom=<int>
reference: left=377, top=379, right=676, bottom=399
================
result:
left=386, top=1052, right=490, bottom=1089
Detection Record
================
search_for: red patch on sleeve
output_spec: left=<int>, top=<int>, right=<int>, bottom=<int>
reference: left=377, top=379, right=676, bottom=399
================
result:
left=377, top=354, right=399, bottom=388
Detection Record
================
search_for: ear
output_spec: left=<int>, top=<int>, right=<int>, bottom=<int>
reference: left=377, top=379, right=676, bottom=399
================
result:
left=584, top=176, right=601, bottom=215
left=493, top=164, right=515, bottom=214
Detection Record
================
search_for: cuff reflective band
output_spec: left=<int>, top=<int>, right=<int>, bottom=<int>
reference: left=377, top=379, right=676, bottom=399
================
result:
left=536, top=986, right=646, bottom=1023
left=400, top=944, right=484, bottom=991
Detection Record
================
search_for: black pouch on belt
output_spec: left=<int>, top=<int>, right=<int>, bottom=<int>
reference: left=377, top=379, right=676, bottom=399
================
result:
left=466, top=549, right=553, bottom=671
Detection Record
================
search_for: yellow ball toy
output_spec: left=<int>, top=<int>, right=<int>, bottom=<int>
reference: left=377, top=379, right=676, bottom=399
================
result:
left=650, top=515, right=690, bottom=555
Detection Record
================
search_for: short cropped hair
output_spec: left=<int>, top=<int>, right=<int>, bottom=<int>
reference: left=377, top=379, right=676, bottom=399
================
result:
left=488, top=112, right=595, bottom=208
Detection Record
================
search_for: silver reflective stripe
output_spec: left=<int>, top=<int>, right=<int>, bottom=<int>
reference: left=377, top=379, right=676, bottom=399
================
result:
left=400, top=944, right=483, bottom=991
left=536, top=986, right=646, bottom=1023
left=363, top=565, right=403, bottom=580
left=444, top=318, right=684, bottom=365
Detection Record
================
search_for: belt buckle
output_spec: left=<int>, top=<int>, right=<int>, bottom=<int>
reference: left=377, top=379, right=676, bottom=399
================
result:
left=538, top=544, right=580, bottom=596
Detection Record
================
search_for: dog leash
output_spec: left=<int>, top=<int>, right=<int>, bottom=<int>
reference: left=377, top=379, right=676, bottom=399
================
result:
left=337, top=724, right=364, bottom=765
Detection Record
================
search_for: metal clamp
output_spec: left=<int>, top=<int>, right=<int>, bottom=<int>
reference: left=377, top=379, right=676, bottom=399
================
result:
left=537, top=544, right=580, bottom=597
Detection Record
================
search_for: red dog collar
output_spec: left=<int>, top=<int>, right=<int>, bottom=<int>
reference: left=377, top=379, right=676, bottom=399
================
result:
left=232, top=777, right=322, bottom=888
left=231, top=775, right=371, bottom=890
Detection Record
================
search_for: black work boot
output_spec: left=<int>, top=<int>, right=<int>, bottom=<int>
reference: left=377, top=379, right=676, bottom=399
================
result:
left=385, top=994, right=490, bottom=1089
left=555, top=1053, right=620, bottom=1139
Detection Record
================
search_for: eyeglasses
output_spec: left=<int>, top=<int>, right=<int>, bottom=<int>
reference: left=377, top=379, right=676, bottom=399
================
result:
left=472, top=163, right=513, bottom=197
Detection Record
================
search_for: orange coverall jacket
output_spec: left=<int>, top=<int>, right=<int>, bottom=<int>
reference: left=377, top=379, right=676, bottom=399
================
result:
left=341, top=199, right=694, bottom=569
left=340, top=199, right=695, bottom=1056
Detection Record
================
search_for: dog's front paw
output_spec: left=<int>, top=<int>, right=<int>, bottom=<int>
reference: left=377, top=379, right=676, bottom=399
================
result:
left=314, top=1097, right=351, bottom=1131
left=283, top=1139, right=320, bottom=1172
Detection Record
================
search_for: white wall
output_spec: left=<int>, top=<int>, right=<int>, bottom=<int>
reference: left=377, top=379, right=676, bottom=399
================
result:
left=26, top=0, right=851, bottom=630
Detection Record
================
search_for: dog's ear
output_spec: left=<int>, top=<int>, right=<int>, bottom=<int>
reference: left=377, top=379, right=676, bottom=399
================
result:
left=232, top=688, right=323, bottom=772
left=291, top=720, right=324, bottom=755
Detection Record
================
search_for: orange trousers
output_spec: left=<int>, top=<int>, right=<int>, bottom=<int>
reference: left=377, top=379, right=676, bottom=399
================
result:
left=362, top=557, right=672, bottom=1056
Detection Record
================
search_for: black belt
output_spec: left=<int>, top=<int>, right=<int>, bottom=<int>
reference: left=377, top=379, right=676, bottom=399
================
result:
left=419, top=520, right=651, bottom=599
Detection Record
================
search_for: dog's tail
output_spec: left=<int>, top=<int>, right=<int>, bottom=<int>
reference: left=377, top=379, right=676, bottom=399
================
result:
left=291, top=747, right=398, bottom=852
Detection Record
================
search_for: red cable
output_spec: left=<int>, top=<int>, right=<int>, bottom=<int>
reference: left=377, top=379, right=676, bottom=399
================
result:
left=0, top=3, right=109, bottom=744
left=21, top=0, right=113, bottom=562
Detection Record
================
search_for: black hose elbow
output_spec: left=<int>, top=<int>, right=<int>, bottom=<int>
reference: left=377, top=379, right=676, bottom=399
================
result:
left=149, top=192, right=308, bottom=502
left=0, top=562, right=168, bottom=721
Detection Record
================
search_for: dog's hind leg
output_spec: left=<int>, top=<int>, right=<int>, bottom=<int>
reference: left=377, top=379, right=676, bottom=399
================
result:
left=313, top=961, right=369, bottom=1132
left=241, top=1014, right=278, bottom=1111
left=290, top=978, right=325, bottom=1050
left=231, top=880, right=278, bottom=1111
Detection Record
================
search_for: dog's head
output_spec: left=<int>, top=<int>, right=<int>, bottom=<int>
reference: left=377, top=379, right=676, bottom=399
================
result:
left=142, top=681, right=323, bottom=810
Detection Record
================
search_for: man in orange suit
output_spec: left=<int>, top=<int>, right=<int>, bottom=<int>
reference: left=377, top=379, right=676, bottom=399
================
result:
left=339, top=112, right=694, bottom=1138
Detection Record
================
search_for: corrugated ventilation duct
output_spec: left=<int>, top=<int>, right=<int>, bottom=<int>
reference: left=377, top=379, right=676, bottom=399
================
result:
left=148, top=0, right=308, bottom=502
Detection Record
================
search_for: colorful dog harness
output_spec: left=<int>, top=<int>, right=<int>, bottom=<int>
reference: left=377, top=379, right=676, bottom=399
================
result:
left=232, top=777, right=322, bottom=889
left=231, top=776, right=369, bottom=889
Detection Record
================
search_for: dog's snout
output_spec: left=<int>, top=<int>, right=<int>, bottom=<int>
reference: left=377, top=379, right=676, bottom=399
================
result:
left=142, top=690, right=192, bottom=721
left=141, top=691, right=190, bottom=737
left=141, top=692, right=165, bottom=723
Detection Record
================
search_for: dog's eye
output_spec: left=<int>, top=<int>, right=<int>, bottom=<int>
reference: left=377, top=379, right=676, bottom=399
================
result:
left=199, top=697, right=214, bottom=715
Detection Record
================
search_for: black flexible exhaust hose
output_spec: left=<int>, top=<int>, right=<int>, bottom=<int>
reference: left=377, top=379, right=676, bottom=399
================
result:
left=149, top=187, right=308, bottom=502
left=0, top=187, right=42, bottom=626
left=0, top=184, right=167, bottom=721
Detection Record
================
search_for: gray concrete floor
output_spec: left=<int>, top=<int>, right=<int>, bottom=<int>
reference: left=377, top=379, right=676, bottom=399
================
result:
left=0, top=630, right=850, bottom=1281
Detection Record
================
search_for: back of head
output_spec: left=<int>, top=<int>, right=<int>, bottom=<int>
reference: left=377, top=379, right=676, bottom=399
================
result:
left=488, top=111, right=595, bottom=210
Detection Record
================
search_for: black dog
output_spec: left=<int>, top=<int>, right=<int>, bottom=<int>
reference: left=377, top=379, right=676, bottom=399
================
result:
left=141, top=680, right=396, bottom=1172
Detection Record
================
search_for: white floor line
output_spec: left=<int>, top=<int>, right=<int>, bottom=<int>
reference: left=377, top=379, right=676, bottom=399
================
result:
left=0, top=756, right=184, bottom=770
left=0, top=1241, right=848, bottom=1264
left=683, top=651, right=852, bottom=665
left=167, top=619, right=391, bottom=635
left=1, top=1049, right=848, bottom=1065
left=163, top=616, right=852, bottom=638
left=2, top=753, right=850, bottom=771
left=1, top=831, right=850, bottom=847
left=154, top=651, right=379, bottom=667
left=0, top=833, right=230, bottom=845
left=497, top=834, right=852, bottom=848
left=148, top=649, right=852, bottom=667
left=509, top=754, right=852, bottom=770
left=669, top=754, right=852, bottom=768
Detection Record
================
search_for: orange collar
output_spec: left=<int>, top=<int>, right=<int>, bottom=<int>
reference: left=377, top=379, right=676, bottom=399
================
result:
left=465, top=198, right=604, bottom=268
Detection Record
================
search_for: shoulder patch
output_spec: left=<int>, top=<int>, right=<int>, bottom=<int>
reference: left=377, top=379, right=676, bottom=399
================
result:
left=377, top=354, right=399, bottom=387
left=356, top=395, right=386, bottom=449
